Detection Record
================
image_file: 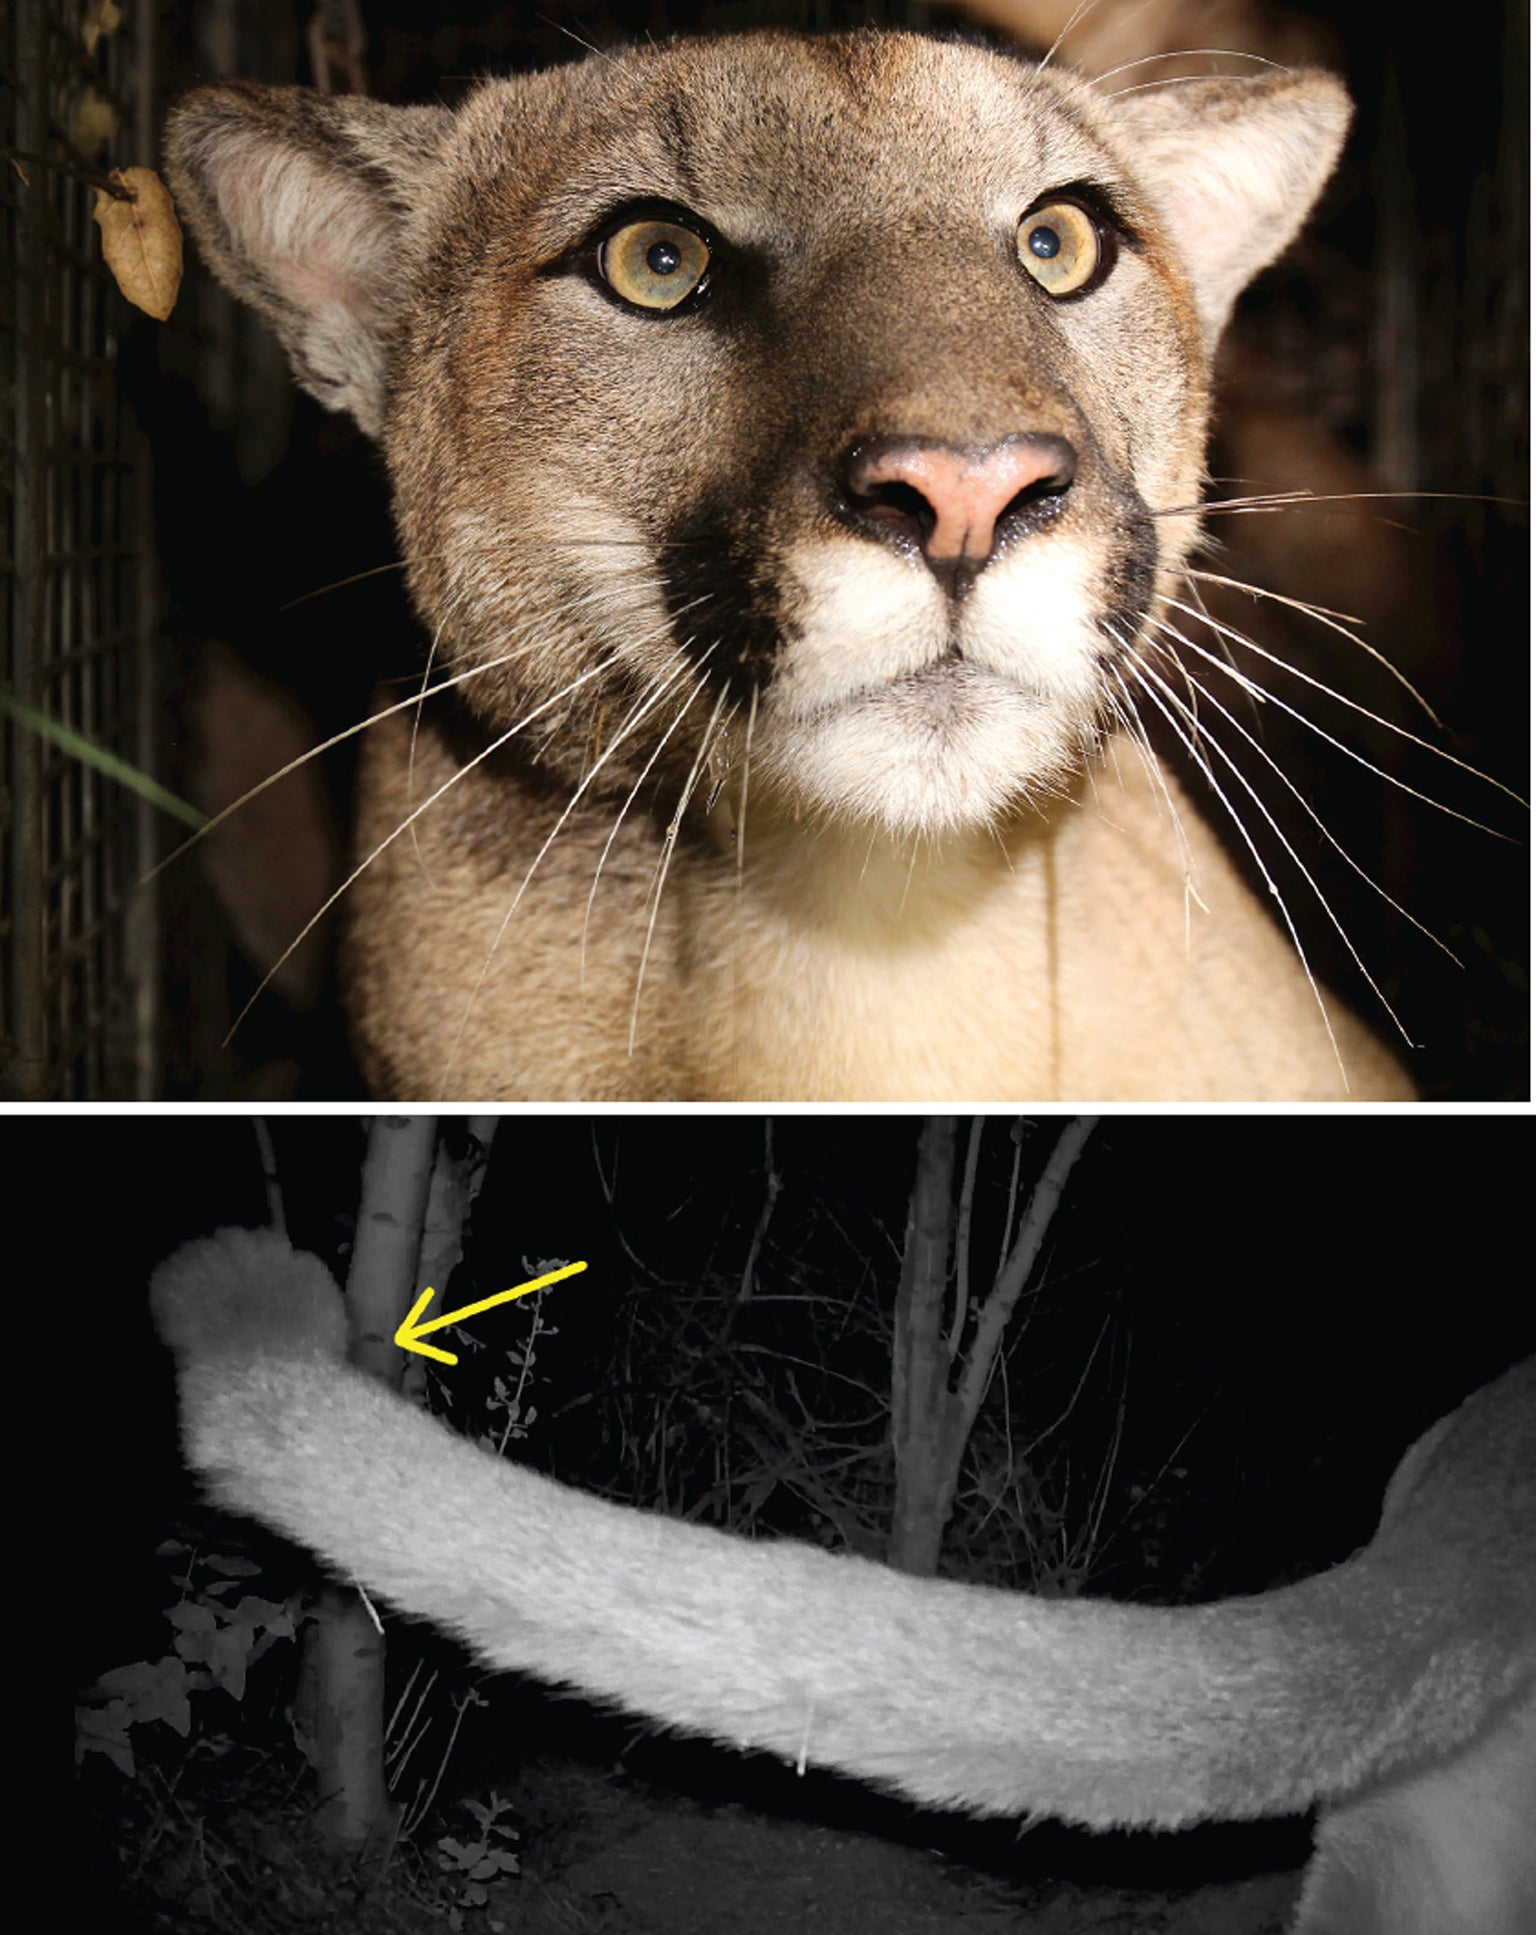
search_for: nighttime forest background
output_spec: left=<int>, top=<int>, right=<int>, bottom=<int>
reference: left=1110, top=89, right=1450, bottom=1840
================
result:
left=44, top=1112, right=1533, bottom=1932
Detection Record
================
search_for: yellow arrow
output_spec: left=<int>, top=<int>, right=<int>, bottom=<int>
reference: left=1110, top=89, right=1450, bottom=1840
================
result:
left=394, top=1261, right=588, bottom=1365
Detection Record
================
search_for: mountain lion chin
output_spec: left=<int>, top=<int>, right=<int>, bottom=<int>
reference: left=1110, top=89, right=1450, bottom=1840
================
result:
left=774, top=665, right=1083, bottom=837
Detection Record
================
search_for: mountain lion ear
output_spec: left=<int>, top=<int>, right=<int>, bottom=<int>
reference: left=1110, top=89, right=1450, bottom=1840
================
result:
left=1106, top=70, right=1351, bottom=347
left=164, top=83, right=454, bottom=435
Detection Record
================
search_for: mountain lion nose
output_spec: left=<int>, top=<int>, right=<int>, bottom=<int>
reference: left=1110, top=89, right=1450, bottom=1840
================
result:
left=842, top=434, right=1077, bottom=596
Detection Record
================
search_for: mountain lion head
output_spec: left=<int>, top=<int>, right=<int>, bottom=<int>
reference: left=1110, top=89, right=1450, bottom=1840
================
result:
left=168, top=33, right=1419, bottom=1100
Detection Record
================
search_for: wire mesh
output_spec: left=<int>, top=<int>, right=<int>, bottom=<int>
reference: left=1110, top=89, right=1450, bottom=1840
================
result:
left=3, top=0, right=161, bottom=1098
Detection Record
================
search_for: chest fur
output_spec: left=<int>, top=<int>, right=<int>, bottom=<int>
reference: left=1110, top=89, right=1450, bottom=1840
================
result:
left=344, top=712, right=1410, bottom=1101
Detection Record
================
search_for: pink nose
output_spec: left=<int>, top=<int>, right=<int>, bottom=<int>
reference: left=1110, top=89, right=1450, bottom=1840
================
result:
left=844, top=435, right=1077, bottom=570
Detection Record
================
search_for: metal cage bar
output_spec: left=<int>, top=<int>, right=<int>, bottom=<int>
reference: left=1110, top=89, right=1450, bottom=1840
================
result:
left=3, top=0, right=162, bottom=1097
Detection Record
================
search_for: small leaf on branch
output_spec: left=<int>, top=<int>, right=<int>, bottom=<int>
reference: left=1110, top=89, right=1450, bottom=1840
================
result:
left=82, top=0, right=124, bottom=56
left=93, top=166, right=182, bottom=319
left=74, top=87, right=119, bottom=151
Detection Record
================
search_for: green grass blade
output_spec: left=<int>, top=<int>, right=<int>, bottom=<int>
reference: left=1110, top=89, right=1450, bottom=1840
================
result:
left=2, top=693, right=207, bottom=830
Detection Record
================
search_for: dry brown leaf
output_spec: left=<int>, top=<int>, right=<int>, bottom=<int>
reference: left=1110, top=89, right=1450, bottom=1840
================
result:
left=82, top=0, right=124, bottom=56
left=73, top=86, right=119, bottom=151
left=94, top=167, right=183, bottom=320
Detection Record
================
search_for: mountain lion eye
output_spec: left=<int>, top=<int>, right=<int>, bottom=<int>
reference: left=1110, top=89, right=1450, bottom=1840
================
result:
left=599, top=219, right=710, bottom=311
left=1016, top=201, right=1102, bottom=297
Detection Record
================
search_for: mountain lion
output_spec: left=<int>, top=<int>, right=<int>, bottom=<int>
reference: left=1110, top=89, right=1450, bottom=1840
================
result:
left=153, top=1227, right=1535, bottom=1934
left=165, top=31, right=1418, bottom=1101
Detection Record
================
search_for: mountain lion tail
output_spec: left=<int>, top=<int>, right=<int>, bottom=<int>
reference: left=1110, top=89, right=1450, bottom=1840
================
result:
left=152, top=1227, right=1536, bottom=1834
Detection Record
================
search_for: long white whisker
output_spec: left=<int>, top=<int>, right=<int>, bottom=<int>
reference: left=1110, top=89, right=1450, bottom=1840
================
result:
left=1182, top=570, right=1441, bottom=726
left=1105, top=652, right=1208, bottom=918
left=1192, top=578, right=1364, bottom=629
left=1166, top=595, right=1524, bottom=819
left=517, top=654, right=701, bottom=914
left=630, top=678, right=734, bottom=1054
left=1100, top=58, right=1281, bottom=102
left=1158, top=489, right=1315, bottom=517
left=736, top=682, right=759, bottom=881
left=1106, top=636, right=1203, bottom=940
left=579, top=652, right=721, bottom=988
left=219, top=655, right=613, bottom=1051
left=1159, top=487, right=1524, bottom=518
left=407, top=588, right=472, bottom=876
left=1058, top=36, right=1275, bottom=103
left=1035, top=0, right=1104, bottom=74
left=1125, top=658, right=1353, bottom=1077
left=145, top=640, right=551, bottom=887
left=277, top=559, right=409, bottom=609
left=1132, top=654, right=1408, bottom=1060
left=436, top=644, right=706, bottom=1088
left=1147, top=616, right=1459, bottom=962
left=897, top=830, right=923, bottom=920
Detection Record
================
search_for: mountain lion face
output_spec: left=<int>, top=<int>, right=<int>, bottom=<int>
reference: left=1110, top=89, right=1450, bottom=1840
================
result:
left=170, top=34, right=1415, bottom=1100
left=381, top=33, right=1220, bottom=837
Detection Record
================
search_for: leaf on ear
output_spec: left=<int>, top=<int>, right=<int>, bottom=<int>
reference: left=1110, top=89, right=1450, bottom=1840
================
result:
left=93, top=166, right=183, bottom=320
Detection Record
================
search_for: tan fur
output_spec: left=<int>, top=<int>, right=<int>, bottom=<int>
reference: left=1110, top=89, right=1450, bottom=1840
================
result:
left=153, top=1228, right=1535, bottom=1934
left=349, top=704, right=1405, bottom=1099
left=165, top=33, right=1413, bottom=1100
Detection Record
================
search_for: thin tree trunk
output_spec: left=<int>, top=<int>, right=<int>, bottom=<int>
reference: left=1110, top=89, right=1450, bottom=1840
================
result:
left=252, top=1118, right=284, bottom=1229
left=313, top=1114, right=439, bottom=1849
left=888, top=1117, right=1097, bottom=1577
left=889, top=1117, right=961, bottom=1574
left=408, top=1119, right=499, bottom=1396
